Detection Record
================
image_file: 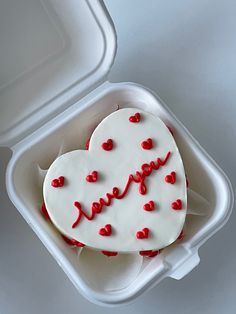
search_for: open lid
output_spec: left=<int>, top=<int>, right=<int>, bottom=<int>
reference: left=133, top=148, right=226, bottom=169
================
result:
left=0, top=0, right=116, bottom=147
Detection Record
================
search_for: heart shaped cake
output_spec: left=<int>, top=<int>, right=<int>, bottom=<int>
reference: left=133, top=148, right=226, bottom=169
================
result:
left=43, top=108, right=187, bottom=253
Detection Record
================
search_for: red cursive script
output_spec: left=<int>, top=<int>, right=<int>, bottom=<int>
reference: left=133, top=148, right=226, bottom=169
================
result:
left=72, top=151, right=171, bottom=228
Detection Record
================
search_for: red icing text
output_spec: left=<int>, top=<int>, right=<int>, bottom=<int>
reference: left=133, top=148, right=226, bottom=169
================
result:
left=72, top=151, right=171, bottom=228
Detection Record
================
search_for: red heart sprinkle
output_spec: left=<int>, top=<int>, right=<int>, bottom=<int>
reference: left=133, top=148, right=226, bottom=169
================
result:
left=177, top=229, right=184, bottom=240
left=85, top=138, right=90, bottom=150
left=101, top=251, right=118, bottom=257
left=61, top=235, right=85, bottom=247
left=139, top=250, right=153, bottom=256
left=143, top=201, right=155, bottom=211
left=165, top=171, right=176, bottom=184
left=148, top=250, right=161, bottom=257
left=41, top=202, right=50, bottom=220
left=101, top=139, right=113, bottom=151
left=136, top=227, right=149, bottom=239
left=86, top=171, right=98, bottom=183
left=141, top=138, right=153, bottom=150
left=51, top=176, right=65, bottom=188
left=129, top=112, right=141, bottom=123
left=171, top=199, right=182, bottom=210
left=139, top=249, right=161, bottom=257
left=99, top=224, right=112, bottom=236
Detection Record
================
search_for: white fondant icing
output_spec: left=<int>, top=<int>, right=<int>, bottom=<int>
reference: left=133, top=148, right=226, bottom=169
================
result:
left=43, top=108, right=187, bottom=252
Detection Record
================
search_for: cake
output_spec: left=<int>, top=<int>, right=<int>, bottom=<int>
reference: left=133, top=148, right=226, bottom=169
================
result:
left=42, top=108, right=187, bottom=256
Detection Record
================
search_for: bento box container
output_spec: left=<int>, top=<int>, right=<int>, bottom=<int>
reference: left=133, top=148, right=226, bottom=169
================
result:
left=1, top=0, right=233, bottom=306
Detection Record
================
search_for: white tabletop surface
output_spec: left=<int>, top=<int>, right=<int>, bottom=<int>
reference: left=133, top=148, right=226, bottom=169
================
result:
left=0, top=0, right=236, bottom=313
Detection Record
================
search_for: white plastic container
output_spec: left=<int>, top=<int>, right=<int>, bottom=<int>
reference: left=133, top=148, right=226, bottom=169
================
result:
left=1, top=0, right=233, bottom=306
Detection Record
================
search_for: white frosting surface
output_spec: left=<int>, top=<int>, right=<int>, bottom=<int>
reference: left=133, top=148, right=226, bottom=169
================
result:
left=43, top=108, right=187, bottom=252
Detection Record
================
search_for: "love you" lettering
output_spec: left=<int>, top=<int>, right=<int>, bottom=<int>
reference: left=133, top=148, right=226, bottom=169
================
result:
left=72, top=151, right=171, bottom=228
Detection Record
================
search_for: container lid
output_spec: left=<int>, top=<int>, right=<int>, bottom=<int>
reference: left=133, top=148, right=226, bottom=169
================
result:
left=0, top=0, right=116, bottom=147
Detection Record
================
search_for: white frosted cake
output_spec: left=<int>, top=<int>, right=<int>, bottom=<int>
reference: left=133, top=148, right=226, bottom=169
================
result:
left=43, top=108, right=187, bottom=257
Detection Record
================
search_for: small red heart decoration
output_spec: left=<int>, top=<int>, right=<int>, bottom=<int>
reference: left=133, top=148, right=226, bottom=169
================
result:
left=177, top=229, right=184, bottom=240
left=41, top=202, right=50, bottom=220
left=61, top=235, right=85, bottom=247
left=101, top=139, right=113, bottom=151
left=171, top=199, right=182, bottom=210
left=165, top=171, right=176, bottom=184
left=139, top=249, right=161, bottom=257
left=148, top=250, right=161, bottom=257
left=136, top=227, right=149, bottom=239
left=99, top=224, right=112, bottom=236
left=85, top=138, right=90, bottom=150
left=129, top=112, right=141, bottom=123
left=51, top=176, right=65, bottom=188
left=101, top=250, right=118, bottom=256
left=143, top=201, right=155, bottom=211
left=86, top=171, right=98, bottom=183
left=141, top=138, right=153, bottom=150
left=139, top=250, right=153, bottom=256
